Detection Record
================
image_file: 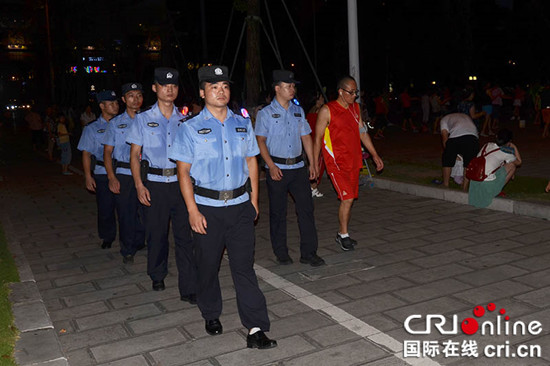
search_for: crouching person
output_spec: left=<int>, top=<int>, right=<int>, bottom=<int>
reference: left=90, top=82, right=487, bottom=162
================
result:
left=468, top=129, right=521, bottom=208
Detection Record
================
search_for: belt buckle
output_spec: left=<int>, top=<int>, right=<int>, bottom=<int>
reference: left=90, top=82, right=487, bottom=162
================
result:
left=220, top=190, right=233, bottom=202
left=285, top=158, right=294, bottom=165
left=162, top=168, right=172, bottom=176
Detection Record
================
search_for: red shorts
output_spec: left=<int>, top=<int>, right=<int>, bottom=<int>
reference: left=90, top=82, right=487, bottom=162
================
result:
left=326, top=167, right=359, bottom=200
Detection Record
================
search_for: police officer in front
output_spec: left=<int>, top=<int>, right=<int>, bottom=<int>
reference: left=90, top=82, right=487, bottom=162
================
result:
left=255, top=70, right=325, bottom=267
left=103, top=82, right=146, bottom=264
left=170, top=65, right=277, bottom=350
left=77, top=90, right=119, bottom=249
left=126, top=68, right=197, bottom=302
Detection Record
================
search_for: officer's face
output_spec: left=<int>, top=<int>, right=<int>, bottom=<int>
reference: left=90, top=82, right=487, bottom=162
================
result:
left=153, top=83, right=178, bottom=103
left=100, top=100, right=119, bottom=118
left=200, top=81, right=230, bottom=108
left=275, top=82, right=296, bottom=101
left=122, top=90, right=143, bottom=112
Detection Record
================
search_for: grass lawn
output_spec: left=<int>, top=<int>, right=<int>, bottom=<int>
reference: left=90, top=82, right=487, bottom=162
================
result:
left=364, top=159, right=550, bottom=205
left=0, top=227, right=19, bottom=366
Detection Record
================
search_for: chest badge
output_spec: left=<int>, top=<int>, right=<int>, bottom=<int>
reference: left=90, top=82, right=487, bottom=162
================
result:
left=147, top=122, right=159, bottom=127
left=294, top=113, right=301, bottom=117
left=235, top=127, right=247, bottom=133
left=272, top=114, right=280, bottom=118
left=97, top=129, right=105, bottom=133
left=198, top=128, right=212, bottom=134
left=117, top=124, right=127, bottom=129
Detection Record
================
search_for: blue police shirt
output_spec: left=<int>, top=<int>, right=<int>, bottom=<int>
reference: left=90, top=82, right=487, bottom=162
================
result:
left=77, top=116, right=109, bottom=175
left=103, top=111, right=135, bottom=176
left=169, top=107, right=259, bottom=207
left=126, top=102, right=183, bottom=183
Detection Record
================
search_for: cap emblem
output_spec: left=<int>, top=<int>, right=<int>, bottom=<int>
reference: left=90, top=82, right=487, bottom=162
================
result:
left=166, top=72, right=173, bottom=79
left=214, top=68, right=223, bottom=75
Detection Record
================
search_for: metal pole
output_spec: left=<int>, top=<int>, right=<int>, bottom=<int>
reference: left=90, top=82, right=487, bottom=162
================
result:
left=347, top=0, right=360, bottom=93
left=45, top=0, right=55, bottom=102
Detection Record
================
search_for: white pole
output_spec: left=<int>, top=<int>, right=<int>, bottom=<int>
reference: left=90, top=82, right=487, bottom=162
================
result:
left=347, top=0, right=360, bottom=93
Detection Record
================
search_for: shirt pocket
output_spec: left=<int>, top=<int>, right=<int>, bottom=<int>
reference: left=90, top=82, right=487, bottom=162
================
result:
left=195, top=137, right=219, bottom=159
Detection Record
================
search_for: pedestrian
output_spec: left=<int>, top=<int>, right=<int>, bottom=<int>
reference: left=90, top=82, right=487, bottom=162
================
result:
left=80, top=104, right=96, bottom=128
left=255, top=70, right=325, bottom=267
left=312, top=76, right=384, bottom=251
left=25, top=106, right=43, bottom=151
left=438, top=112, right=480, bottom=190
left=126, top=67, right=198, bottom=300
left=169, top=65, right=277, bottom=349
left=469, top=128, right=522, bottom=208
left=103, top=83, right=146, bottom=264
left=57, top=114, right=73, bottom=175
left=77, top=90, right=119, bottom=249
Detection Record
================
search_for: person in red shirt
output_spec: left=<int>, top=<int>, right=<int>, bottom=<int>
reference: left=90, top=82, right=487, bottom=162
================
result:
left=313, top=76, right=383, bottom=251
left=399, top=87, right=417, bottom=132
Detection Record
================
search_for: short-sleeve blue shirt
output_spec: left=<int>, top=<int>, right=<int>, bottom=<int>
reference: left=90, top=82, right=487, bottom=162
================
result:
left=254, top=98, right=311, bottom=170
left=169, top=107, right=259, bottom=207
left=126, top=102, right=184, bottom=183
left=103, top=111, right=135, bottom=176
left=77, top=116, right=109, bottom=175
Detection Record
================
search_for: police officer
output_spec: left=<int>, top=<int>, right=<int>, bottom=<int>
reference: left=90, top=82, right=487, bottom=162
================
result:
left=255, top=70, right=325, bottom=267
left=170, top=65, right=277, bottom=349
left=103, top=83, right=146, bottom=264
left=77, top=90, right=119, bottom=249
left=126, top=67, right=197, bottom=302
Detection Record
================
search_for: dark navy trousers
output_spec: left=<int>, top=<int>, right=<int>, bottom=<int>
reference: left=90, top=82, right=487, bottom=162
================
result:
left=142, top=181, right=197, bottom=296
left=94, top=174, right=117, bottom=243
left=116, top=174, right=145, bottom=256
left=194, top=201, right=270, bottom=331
left=265, top=166, right=318, bottom=260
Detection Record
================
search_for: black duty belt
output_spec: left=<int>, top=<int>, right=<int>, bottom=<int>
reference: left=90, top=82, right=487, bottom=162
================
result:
left=148, top=167, right=177, bottom=176
left=116, top=161, right=131, bottom=169
left=96, top=160, right=105, bottom=167
left=194, top=179, right=250, bottom=201
left=270, top=155, right=303, bottom=165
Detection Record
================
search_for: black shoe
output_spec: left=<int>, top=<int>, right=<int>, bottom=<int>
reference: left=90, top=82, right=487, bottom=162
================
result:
left=152, top=280, right=165, bottom=291
left=335, top=234, right=354, bottom=251
left=247, top=331, right=278, bottom=349
left=180, top=293, right=197, bottom=305
left=136, top=244, right=146, bottom=251
left=101, top=240, right=112, bottom=249
left=205, top=319, right=223, bottom=336
left=299, top=254, right=326, bottom=267
left=122, top=254, right=134, bottom=264
left=276, top=254, right=293, bottom=265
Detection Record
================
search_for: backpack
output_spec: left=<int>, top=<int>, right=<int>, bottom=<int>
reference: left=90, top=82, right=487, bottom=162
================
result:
left=465, top=144, right=501, bottom=181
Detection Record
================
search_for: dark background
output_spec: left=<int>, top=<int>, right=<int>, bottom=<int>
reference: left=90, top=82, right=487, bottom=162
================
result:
left=1, top=0, right=549, bottom=111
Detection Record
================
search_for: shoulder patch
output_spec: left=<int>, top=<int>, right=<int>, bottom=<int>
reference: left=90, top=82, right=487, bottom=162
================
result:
left=235, top=127, right=247, bottom=133
left=147, top=122, right=159, bottom=127
left=198, top=128, right=212, bottom=134
left=294, top=113, right=302, bottom=117
left=272, top=114, right=280, bottom=118
left=97, top=129, right=106, bottom=133
left=117, top=124, right=128, bottom=129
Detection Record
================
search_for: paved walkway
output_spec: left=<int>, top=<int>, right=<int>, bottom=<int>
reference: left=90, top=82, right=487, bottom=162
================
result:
left=2, top=125, right=550, bottom=365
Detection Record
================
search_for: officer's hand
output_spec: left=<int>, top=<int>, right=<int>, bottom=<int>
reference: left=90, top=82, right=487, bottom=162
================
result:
left=108, top=178, right=121, bottom=194
left=251, top=201, right=259, bottom=221
left=85, top=176, right=96, bottom=192
left=373, top=155, right=384, bottom=172
left=189, top=210, right=207, bottom=234
left=137, top=185, right=151, bottom=206
left=270, top=165, right=283, bottom=181
left=308, top=164, right=317, bottom=180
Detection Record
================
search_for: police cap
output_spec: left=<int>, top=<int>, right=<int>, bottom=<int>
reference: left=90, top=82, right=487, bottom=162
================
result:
left=198, top=65, right=231, bottom=84
left=154, top=67, right=179, bottom=85
left=96, top=90, right=117, bottom=103
left=273, top=70, right=300, bottom=84
left=121, top=82, right=143, bottom=96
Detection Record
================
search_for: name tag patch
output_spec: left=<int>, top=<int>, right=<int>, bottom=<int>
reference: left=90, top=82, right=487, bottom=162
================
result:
left=147, top=122, right=159, bottom=127
left=235, top=127, right=247, bottom=133
left=272, top=114, right=280, bottom=118
left=117, top=124, right=127, bottom=129
left=198, top=128, right=212, bottom=134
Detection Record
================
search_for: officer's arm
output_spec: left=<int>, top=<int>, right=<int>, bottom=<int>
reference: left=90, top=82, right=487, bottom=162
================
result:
left=313, top=105, right=330, bottom=174
left=130, top=143, right=151, bottom=206
left=256, top=135, right=283, bottom=181
left=82, top=151, right=96, bottom=192
left=246, top=155, right=259, bottom=219
left=176, top=161, right=207, bottom=234
left=301, top=134, right=316, bottom=179
left=103, top=145, right=120, bottom=194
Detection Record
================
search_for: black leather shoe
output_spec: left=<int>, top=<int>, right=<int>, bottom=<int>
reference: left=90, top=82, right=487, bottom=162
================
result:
left=101, top=240, right=112, bottom=249
left=122, top=254, right=134, bottom=264
left=180, top=293, right=197, bottom=305
left=136, top=243, right=146, bottom=251
left=299, top=254, right=326, bottom=267
left=152, top=280, right=165, bottom=291
left=205, top=319, right=223, bottom=336
left=247, top=331, right=277, bottom=349
left=276, top=255, right=293, bottom=265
